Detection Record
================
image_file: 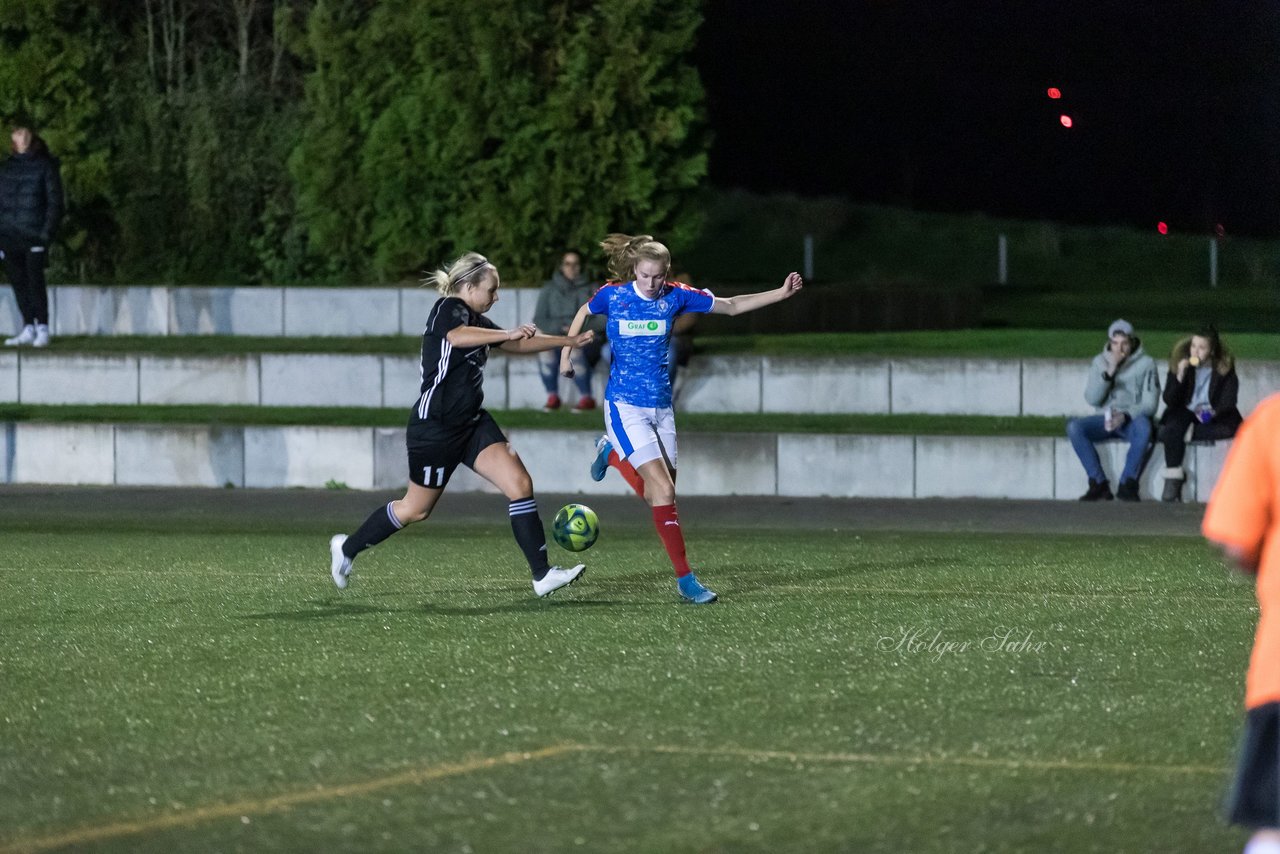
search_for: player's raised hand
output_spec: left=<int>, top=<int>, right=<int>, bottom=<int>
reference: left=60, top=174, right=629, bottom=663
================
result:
left=780, top=272, right=803, bottom=297
left=568, top=330, right=595, bottom=350
left=506, top=323, right=537, bottom=341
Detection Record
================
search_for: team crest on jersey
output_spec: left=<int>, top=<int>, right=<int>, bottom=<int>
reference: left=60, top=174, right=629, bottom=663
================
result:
left=657, top=299, right=670, bottom=313
left=618, top=319, right=667, bottom=337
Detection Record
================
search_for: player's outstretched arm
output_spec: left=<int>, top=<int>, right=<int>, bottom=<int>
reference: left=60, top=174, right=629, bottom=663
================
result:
left=560, top=302, right=594, bottom=377
left=709, top=272, right=803, bottom=316
left=447, top=324, right=537, bottom=348
left=501, top=329, right=594, bottom=355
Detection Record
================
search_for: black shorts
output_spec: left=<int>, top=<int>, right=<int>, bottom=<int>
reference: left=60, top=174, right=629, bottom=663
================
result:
left=406, top=410, right=507, bottom=489
left=1227, top=702, right=1280, bottom=827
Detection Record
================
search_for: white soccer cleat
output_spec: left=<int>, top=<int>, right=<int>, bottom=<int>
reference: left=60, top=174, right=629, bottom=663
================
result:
left=4, top=325, right=35, bottom=346
left=32, top=324, right=50, bottom=348
left=330, top=534, right=353, bottom=589
left=533, top=564, right=585, bottom=598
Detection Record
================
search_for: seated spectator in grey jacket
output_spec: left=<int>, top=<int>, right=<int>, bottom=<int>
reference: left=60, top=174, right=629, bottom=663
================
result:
left=533, top=250, right=605, bottom=412
left=1066, top=319, right=1161, bottom=502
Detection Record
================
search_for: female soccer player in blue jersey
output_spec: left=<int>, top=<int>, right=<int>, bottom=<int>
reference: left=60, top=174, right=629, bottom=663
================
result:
left=559, top=233, right=803, bottom=604
left=330, top=252, right=596, bottom=598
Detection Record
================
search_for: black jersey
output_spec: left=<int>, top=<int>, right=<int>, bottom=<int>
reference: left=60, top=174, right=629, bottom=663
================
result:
left=409, top=297, right=498, bottom=427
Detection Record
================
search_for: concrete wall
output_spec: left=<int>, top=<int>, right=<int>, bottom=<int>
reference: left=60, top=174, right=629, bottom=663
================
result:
left=25, top=285, right=540, bottom=338
left=9, top=423, right=115, bottom=484
left=115, top=425, right=244, bottom=487
left=20, top=354, right=139, bottom=404
left=763, top=357, right=891, bottom=414
left=170, top=287, right=285, bottom=336
left=776, top=434, right=914, bottom=497
left=6, top=349, right=1277, bottom=418
left=915, top=435, right=1055, bottom=499
left=0, top=420, right=1234, bottom=501
left=244, top=426, right=376, bottom=489
left=0, top=350, right=16, bottom=402
left=54, top=286, right=168, bottom=336
left=139, top=356, right=259, bottom=405
left=891, top=358, right=1023, bottom=416
left=4, top=284, right=1277, bottom=415
left=1, top=289, right=19, bottom=333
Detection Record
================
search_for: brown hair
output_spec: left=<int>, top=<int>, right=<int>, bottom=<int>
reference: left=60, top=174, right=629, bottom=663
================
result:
left=599, top=233, right=670, bottom=282
left=1168, top=325, right=1235, bottom=376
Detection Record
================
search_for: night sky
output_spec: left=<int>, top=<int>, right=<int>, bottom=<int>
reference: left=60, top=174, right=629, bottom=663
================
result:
left=695, top=1, right=1280, bottom=236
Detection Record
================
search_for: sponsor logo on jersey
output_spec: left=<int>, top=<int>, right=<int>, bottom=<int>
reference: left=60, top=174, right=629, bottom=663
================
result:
left=618, top=319, right=667, bottom=337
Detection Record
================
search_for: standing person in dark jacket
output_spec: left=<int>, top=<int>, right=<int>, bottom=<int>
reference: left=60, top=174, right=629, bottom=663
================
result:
left=0, top=125, right=63, bottom=348
left=1157, top=326, right=1243, bottom=502
left=533, top=250, right=605, bottom=412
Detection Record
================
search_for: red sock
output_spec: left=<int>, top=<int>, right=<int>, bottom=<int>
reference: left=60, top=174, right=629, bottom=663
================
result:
left=652, top=504, right=691, bottom=578
left=609, top=450, right=646, bottom=499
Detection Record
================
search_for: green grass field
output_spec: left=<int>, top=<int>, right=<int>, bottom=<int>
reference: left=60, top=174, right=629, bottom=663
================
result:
left=0, top=492, right=1256, bottom=852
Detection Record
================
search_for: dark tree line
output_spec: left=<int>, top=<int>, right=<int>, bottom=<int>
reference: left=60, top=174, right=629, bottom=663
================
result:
left=0, top=0, right=707, bottom=284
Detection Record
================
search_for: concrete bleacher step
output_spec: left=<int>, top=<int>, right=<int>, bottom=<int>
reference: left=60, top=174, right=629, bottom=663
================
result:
left=1, top=284, right=539, bottom=339
left=4, top=348, right=1279, bottom=418
left=0, top=420, right=1230, bottom=502
left=6, top=283, right=1280, bottom=414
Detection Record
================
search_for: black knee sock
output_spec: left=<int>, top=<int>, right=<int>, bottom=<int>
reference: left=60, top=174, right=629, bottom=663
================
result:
left=345, top=502, right=403, bottom=558
left=509, top=496, right=551, bottom=579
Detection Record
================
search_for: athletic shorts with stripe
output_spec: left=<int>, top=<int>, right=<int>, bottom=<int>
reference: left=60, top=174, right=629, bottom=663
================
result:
left=605, top=399, right=677, bottom=470
left=406, top=409, right=507, bottom=489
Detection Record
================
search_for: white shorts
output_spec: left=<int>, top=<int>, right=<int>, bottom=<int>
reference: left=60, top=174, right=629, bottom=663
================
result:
left=604, top=400, right=677, bottom=470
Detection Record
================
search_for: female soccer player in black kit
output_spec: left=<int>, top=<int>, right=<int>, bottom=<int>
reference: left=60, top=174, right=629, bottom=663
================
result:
left=329, top=252, right=596, bottom=597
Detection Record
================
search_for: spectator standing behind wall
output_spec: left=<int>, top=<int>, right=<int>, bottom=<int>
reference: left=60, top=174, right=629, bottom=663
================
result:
left=533, top=250, right=606, bottom=412
left=1065, top=319, right=1161, bottom=502
left=1157, top=325, right=1242, bottom=503
left=0, top=124, right=63, bottom=349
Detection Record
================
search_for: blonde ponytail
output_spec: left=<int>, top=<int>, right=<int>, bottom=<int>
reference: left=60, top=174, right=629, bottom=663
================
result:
left=424, top=252, right=494, bottom=295
left=600, top=233, right=670, bottom=282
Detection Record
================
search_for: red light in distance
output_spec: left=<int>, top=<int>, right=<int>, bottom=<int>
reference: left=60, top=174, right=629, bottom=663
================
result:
left=1047, top=87, right=1062, bottom=99
left=1059, top=114, right=1073, bottom=128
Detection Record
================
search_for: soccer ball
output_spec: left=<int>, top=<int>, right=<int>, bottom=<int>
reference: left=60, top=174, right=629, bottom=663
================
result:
left=552, top=503, right=599, bottom=552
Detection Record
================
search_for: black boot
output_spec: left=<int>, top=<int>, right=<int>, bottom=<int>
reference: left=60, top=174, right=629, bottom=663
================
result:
left=1116, top=478, right=1141, bottom=502
left=1079, top=478, right=1114, bottom=501
left=1161, top=467, right=1184, bottom=503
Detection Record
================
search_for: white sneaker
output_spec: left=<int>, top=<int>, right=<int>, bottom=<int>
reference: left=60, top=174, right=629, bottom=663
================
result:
left=4, top=325, right=34, bottom=346
left=533, top=564, right=585, bottom=598
left=32, top=324, right=49, bottom=348
left=330, top=534, right=353, bottom=589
